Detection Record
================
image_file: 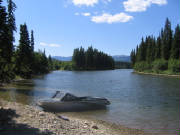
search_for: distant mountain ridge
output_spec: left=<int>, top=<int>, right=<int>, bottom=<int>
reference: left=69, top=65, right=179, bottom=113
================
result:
left=52, top=55, right=131, bottom=62
left=53, top=56, right=72, bottom=61
left=112, top=55, right=131, bottom=62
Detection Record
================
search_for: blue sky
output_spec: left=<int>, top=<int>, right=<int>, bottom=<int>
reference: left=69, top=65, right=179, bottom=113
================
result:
left=5, top=0, right=180, bottom=56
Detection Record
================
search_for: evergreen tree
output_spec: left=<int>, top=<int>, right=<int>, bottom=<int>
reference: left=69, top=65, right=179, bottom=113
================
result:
left=0, top=0, right=15, bottom=82
left=48, top=55, right=53, bottom=70
left=72, top=46, right=114, bottom=70
left=79, top=46, right=85, bottom=68
left=16, top=23, right=32, bottom=78
left=146, top=36, right=155, bottom=63
left=0, top=0, right=8, bottom=60
left=0, top=0, right=53, bottom=82
left=72, top=48, right=80, bottom=67
left=136, top=38, right=146, bottom=62
left=132, top=18, right=179, bottom=73
left=151, top=36, right=156, bottom=61
left=0, top=0, right=7, bottom=82
left=171, top=24, right=180, bottom=59
left=135, top=45, right=139, bottom=62
left=41, top=49, right=49, bottom=73
left=161, top=18, right=172, bottom=60
left=7, top=0, right=16, bottom=53
left=155, top=36, right=162, bottom=59
left=93, top=48, right=98, bottom=68
left=30, top=30, right=34, bottom=52
left=85, top=46, right=94, bottom=68
left=130, top=49, right=136, bottom=66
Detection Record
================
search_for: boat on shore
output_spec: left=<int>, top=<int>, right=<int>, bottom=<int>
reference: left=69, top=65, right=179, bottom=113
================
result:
left=37, top=91, right=110, bottom=112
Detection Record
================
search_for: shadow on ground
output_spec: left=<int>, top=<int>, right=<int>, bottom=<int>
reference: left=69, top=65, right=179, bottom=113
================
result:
left=42, top=104, right=108, bottom=113
left=0, top=107, right=53, bottom=135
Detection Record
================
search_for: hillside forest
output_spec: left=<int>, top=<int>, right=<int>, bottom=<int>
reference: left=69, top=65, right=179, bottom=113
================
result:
left=131, top=18, right=180, bottom=74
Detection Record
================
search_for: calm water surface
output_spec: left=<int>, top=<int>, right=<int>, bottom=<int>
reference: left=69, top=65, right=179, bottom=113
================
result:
left=0, top=69, right=179, bottom=134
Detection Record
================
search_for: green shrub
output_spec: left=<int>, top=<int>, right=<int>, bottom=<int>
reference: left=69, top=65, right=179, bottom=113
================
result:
left=134, top=61, right=151, bottom=71
left=152, top=59, right=168, bottom=72
left=168, top=59, right=180, bottom=73
left=59, top=61, right=75, bottom=71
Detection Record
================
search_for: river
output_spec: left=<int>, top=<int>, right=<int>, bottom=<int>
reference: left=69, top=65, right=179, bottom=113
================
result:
left=0, top=69, right=179, bottom=134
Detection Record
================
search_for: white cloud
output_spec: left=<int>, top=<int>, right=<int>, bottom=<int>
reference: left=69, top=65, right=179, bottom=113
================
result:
left=91, top=12, right=133, bottom=24
left=40, top=42, right=61, bottom=47
left=151, top=0, right=167, bottom=5
left=123, top=0, right=167, bottom=12
left=49, top=44, right=61, bottom=47
left=102, top=0, right=112, bottom=4
left=75, top=12, right=80, bottom=16
left=72, top=0, right=98, bottom=6
left=82, top=12, right=91, bottom=16
left=40, top=42, right=48, bottom=46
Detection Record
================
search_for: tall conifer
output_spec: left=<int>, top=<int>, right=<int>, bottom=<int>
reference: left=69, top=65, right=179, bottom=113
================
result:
left=171, top=25, right=180, bottom=59
left=161, top=18, right=172, bottom=60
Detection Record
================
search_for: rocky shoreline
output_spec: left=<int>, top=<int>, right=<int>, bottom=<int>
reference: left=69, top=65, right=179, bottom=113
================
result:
left=0, top=100, right=151, bottom=135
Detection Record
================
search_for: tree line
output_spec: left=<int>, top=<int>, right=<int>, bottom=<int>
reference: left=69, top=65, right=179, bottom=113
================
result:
left=115, top=61, right=131, bottom=69
left=0, top=0, right=60, bottom=83
left=72, top=46, right=115, bottom=70
left=130, top=18, right=180, bottom=74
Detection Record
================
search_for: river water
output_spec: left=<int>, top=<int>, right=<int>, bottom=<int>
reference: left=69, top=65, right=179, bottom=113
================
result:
left=0, top=69, right=179, bottom=134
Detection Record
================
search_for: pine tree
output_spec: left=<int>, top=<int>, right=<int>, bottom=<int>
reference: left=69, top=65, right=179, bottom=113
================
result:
left=0, top=0, right=7, bottom=82
left=16, top=23, right=32, bottom=78
left=79, top=46, right=85, bottom=68
left=41, top=49, right=49, bottom=73
left=7, top=0, right=16, bottom=54
left=0, top=0, right=15, bottom=82
left=155, top=36, right=162, bottom=59
left=137, top=38, right=146, bottom=62
left=146, top=36, right=154, bottom=63
left=0, top=0, right=8, bottom=59
left=130, top=49, right=136, bottom=66
left=161, top=18, right=172, bottom=60
left=72, top=46, right=114, bottom=70
left=72, top=48, right=80, bottom=67
left=135, top=45, right=139, bottom=62
left=30, top=30, right=34, bottom=52
left=48, top=55, right=53, bottom=70
left=151, top=36, right=156, bottom=61
left=171, top=24, right=180, bottom=59
left=85, top=46, right=94, bottom=69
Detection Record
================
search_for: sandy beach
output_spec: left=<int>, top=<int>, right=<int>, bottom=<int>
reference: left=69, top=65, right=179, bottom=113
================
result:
left=0, top=99, right=151, bottom=135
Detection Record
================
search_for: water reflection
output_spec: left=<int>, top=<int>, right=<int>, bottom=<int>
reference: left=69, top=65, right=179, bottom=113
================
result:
left=0, top=69, right=179, bottom=135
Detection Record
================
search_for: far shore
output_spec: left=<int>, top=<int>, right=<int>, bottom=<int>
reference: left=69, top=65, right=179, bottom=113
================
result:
left=133, top=71, right=180, bottom=78
left=0, top=99, right=152, bottom=135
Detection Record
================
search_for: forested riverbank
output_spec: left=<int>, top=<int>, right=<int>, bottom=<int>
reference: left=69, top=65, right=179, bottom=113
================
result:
left=0, top=0, right=116, bottom=82
left=0, top=0, right=61, bottom=84
left=53, top=46, right=115, bottom=71
left=72, top=46, right=115, bottom=70
left=133, top=71, right=180, bottom=78
left=130, top=19, right=180, bottom=76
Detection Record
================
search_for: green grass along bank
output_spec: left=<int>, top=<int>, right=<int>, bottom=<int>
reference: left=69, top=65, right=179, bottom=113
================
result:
left=132, top=58, right=180, bottom=78
left=134, top=70, right=180, bottom=78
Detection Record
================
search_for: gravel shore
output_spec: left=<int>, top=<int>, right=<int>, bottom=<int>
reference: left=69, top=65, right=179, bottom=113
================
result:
left=0, top=100, right=150, bottom=135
